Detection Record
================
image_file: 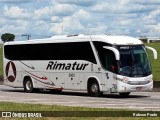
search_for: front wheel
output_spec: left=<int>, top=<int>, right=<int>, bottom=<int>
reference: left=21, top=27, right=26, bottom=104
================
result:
left=24, top=78, right=34, bottom=93
left=88, top=82, right=101, bottom=97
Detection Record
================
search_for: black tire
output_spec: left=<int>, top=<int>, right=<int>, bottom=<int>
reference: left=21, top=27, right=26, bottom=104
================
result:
left=24, top=78, right=34, bottom=93
left=88, top=82, right=101, bottom=97
left=119, top=92, right=130, bottom=97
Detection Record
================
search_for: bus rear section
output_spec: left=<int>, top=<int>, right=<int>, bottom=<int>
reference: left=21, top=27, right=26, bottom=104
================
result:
left=3, top=39, right=101, bottom=95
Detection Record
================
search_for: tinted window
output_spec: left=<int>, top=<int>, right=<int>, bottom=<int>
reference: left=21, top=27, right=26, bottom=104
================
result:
left=117, top=45, right=151, bottom=77
left=4, top=42, right=96, bottom=64
left=93, top=41, right=117, bottom=73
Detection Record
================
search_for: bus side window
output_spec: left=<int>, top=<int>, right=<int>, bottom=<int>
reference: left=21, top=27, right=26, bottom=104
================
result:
left=101, top=49, right=117, bottom=73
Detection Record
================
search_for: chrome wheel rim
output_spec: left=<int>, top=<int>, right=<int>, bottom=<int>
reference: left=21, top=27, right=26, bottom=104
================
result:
left=91, top=84, right=98, bottom=93
left=26, top=81, right=32, bottom=91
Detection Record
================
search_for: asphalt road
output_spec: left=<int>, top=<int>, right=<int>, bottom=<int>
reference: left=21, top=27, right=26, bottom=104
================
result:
left=0, top=85, right=160, bottom=111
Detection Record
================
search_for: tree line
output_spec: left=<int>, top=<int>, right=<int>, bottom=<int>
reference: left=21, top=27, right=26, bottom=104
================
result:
left=1, top=33, right=15, bottom=42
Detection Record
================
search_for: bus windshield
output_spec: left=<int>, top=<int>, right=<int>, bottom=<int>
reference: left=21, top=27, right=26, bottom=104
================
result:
left=118, top=45, right=152, bottom=77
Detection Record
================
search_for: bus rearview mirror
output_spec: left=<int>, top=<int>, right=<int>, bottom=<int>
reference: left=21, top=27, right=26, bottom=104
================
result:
left=145, top=46, right=158, bottom=59
left=103, top=46, right=120, bottom=61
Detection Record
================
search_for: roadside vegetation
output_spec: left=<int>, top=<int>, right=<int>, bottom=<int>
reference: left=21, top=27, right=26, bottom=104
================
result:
left=0, top=102, right=159, bottom=120
left=145, top=43, right=160, bottom=80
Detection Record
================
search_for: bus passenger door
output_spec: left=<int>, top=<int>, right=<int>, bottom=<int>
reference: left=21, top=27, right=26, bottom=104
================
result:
left=102, top=71, right=117, bottom=93
left=100, top=47, right=119, bottom=93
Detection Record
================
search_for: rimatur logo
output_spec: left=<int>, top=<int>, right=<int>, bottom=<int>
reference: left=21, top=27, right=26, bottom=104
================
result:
left=5, top=61, right=16, bottom=82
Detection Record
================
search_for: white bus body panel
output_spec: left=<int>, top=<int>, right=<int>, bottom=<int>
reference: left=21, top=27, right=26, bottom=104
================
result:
left=3, top=35, right=154, bottom=94
left=4, top=59, right=107, bottom=91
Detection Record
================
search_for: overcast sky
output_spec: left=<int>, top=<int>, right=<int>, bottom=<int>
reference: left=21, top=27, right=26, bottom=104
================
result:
left=0, top=0, right=160, bottom=41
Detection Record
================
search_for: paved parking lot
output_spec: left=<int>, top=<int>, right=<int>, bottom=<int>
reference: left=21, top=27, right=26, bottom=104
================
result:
left=0, top=85, right=160, bottom=111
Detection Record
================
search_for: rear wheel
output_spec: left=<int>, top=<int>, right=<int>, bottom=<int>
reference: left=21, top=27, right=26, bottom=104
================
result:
left=88, top=82, right=101, bottom=97
left=119, top=92, right=130, bottom=97
left=24, top=78, right=34, bottom=93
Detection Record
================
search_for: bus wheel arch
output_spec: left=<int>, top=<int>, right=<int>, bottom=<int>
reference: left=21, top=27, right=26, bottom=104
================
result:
left=23, top=76, right=34, bottom=93
left=87, top=77, right=102, bottom=97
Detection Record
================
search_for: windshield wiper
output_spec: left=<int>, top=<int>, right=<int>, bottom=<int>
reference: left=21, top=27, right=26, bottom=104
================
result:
left=137, top=63, right=147, bottom=75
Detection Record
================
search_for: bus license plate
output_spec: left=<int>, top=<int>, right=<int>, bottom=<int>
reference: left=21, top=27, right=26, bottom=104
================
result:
left=136, top=87, right=142, bottom=91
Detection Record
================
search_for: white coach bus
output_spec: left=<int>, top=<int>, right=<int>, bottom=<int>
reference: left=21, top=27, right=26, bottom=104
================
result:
left=3, top=35, right=157, bottom=97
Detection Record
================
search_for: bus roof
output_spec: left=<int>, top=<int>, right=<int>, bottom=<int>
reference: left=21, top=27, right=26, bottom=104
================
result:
left=4, top=35, right=143, bottom=45
left=91, top=35, right=143, bottom=45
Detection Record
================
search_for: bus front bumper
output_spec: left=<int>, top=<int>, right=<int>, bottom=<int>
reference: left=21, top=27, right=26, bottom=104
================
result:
left=116, top=80, right=153, bottom=93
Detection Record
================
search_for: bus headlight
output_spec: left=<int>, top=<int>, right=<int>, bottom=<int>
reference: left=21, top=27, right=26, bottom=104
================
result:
left=114, top=76, right=129, bottom=84
left=145, top=77, right=152, bottom=83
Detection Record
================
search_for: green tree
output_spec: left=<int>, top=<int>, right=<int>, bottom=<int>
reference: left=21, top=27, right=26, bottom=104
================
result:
left=1, top=33, right=15, bottom=42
